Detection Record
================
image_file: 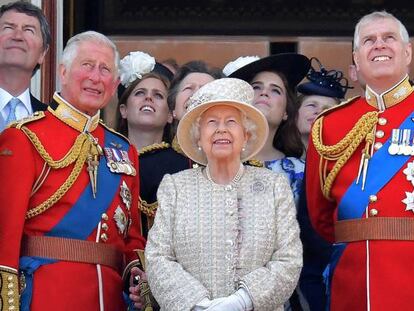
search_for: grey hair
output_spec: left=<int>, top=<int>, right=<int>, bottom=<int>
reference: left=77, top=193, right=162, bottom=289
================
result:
left=61, top=31, right=120, bottom=78
left=353, top=11, right=409, bottom=51
left=190, top=107, right=257, bottom=158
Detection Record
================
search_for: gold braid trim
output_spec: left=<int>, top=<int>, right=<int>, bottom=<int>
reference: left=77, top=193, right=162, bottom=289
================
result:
left=171, top=135, right=186, bottom=156
left=0, top=267, right=19, bottom=311
left=20, top=126, right=93, bottom=219
left=312, top=111, right=379, bottom=199
left=21, top=127, right=88, bottom=169
left=139, top=197, right=158, bottom=217
left=245, top=159, right=264, bottom=167
left=139, top=142, right=170, bottom=155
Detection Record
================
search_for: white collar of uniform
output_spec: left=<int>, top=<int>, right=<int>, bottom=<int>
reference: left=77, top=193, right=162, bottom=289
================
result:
left=0, top=87, right=31, bottom=114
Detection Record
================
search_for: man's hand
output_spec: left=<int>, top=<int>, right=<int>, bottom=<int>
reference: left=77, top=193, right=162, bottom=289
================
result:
left=129, top=266, right=147, bottom=309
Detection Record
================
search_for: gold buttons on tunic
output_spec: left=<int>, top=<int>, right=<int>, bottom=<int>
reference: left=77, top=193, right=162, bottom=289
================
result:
left=100, top=233, right=108, bottom=242
left=374, top=142, right=383, bottom=150
left=101, top=213, right=109, bottom=221
left=369, top=209, right=378, bottom=217
left=369, top=195, right=378, bottom=202
left=375, top=130, right=385, bottom=138
left=378, top=117, right=387, bottom=125
left=101, top=223, right=109, bottom=231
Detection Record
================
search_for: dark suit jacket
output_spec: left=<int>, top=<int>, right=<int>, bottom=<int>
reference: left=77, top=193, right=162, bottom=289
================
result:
left=30, top=94, right=47, bottom=112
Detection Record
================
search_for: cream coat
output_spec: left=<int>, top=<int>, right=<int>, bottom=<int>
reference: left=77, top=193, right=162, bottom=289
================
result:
left=145, top=166, right=302, bottom=311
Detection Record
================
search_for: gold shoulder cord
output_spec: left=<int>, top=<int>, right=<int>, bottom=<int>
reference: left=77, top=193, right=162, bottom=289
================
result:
left=311, top=111, right=379, bottom=199
left=139, top=197, right=158, bottom=217
left=139, top=142, right=170, bottom=155
left=21, top=126, right=93, bottom=219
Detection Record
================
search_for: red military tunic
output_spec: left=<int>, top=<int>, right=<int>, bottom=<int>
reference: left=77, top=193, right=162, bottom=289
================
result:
left=0, top=93, right=145, bottom=311
left=306, top=76, right=414, bottom=311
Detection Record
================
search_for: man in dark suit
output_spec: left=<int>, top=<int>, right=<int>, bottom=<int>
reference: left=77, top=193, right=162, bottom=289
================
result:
left=0, top=1, right=50, bottom=132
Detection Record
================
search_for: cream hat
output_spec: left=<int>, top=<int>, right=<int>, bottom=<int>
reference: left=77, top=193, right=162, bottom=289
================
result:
left=177, top=78, right=269, bottom=165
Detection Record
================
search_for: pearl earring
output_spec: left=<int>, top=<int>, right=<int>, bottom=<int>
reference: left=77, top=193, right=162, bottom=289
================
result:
left=198, top=146, right=202, bottom=151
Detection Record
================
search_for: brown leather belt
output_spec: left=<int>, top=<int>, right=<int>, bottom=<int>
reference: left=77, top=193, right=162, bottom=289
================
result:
left=20, top=235, right=125, bottom=273
left=335, top=217, right=414, bottom=242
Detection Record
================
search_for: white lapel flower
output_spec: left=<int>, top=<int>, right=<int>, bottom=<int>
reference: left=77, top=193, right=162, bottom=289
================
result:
left=119, top=51, right=155, bottom=87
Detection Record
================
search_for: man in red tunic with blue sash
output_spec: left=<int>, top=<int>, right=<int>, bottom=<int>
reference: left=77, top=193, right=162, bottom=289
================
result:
left=306, top=11, right=414, bottom=311
left=0, top=31, right=145, bottom=310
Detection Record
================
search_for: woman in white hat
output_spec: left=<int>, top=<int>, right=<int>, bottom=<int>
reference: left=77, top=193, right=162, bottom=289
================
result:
left=145, top=78, right=302, bottom=311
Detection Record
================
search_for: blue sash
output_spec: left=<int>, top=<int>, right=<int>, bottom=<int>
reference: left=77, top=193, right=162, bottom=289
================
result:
left=20, top=129, right=129, bottom=310
left=325, top=111, right=414, bottom=310
left=339, top=111, right=414, bottom=219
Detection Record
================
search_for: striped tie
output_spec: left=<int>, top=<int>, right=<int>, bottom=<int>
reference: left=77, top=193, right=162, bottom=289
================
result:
left=5, top=97, right=21, bottom=125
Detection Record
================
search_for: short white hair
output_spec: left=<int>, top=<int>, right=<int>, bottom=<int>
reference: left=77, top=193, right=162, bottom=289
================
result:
left=61, top=31, right=120, bottom=78
left=353, top=11, right=409, bottom=51
left=190, top=107, right=257, bottom=158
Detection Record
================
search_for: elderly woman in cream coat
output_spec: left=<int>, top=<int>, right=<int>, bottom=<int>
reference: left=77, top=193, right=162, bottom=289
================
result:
left=145, top=78, right=302, bottom=311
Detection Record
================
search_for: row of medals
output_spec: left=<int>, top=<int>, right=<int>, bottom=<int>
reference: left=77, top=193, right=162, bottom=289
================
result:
left=388, top=128, right=414, bottom=156
left=389, top=128, right=414, bottom=211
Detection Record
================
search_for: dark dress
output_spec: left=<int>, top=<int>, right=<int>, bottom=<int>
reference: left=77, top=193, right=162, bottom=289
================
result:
left=139, top=139, right=195, bottom=237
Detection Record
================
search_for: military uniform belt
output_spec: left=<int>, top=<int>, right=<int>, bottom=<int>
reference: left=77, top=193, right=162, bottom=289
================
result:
left=335, top=217, right=414, bottom=242
left=20, top=235, right=125, bottom=273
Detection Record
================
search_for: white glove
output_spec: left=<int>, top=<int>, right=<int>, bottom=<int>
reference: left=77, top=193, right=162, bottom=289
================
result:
left=205, top=289, right=253, bottom=311
left=192, top=297, right=228, bottom=310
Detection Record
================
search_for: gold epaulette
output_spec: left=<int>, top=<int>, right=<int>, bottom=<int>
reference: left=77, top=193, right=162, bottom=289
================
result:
left=0, top=266, right=19, bottom=310
left=139, top=142, right=170, bottom=155
left=312, top=109, right=379, bottom=199
left=139, top=197, right=158, bottom=217
left=99, top=121, right=131, bottom=145
left=9, top=111, right=45, bottom=129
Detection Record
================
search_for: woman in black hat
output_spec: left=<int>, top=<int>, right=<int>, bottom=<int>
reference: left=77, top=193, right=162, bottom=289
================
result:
left=297, top=58, right=352, bottom=157
left=295, top=58, right=352, bottom=311
left=227, top=53, right=310, bottom=207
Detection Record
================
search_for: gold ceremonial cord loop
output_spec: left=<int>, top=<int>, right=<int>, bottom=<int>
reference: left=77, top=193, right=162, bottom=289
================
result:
left=26, top=140, right=90, bottom=219
left=21, top=126, right=88, bottom=168
left=21, top=127, right=93, bottom=219
left=312, top=111, right=379, bottom=199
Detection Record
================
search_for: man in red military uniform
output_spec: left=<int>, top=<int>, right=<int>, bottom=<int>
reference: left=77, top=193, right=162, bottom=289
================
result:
left=306, top=11, right=414, bottom=311
left=0, top=31, right=145, bottom=310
